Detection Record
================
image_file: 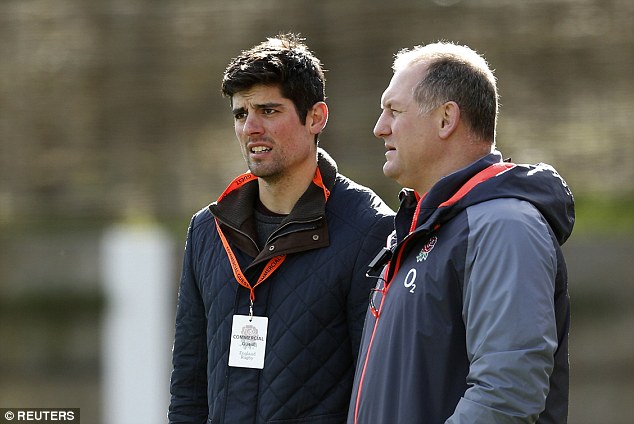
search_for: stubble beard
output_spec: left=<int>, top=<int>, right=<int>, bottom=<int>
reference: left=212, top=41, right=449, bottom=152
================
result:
left=247, top=157, right=285, bottom=185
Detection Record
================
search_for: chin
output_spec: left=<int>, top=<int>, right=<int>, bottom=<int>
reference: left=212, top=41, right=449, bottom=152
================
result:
left=251, top=168, right=283, bottom=182
left=248, top=162, right=272, bottom=176
left=382, top=164, right=397, bottom=180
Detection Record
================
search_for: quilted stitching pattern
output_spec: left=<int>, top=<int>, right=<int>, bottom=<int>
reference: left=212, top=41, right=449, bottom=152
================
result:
left=176, top=176, right=393, bottom=423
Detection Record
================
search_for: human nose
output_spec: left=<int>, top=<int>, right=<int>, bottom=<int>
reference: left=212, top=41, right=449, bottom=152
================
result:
left=373, top=111, right=391, bottom=138
left=242, top=113, right=264, bottom=136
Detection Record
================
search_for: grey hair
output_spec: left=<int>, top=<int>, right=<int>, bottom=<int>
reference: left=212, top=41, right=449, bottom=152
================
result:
left=393, top=41, right=499, bottom=143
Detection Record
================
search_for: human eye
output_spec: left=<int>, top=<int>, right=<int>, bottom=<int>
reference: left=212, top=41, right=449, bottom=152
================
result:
left=262, top=108, right=278, bottom=116
left=382, top=102, right=400, bottom=117
left=231, top=104, right=249, bottom=120
left=258, top=102, right=283, bottom=116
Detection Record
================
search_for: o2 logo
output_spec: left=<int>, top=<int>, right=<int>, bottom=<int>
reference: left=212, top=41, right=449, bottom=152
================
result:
left=403, top=268, right=417, bottom=294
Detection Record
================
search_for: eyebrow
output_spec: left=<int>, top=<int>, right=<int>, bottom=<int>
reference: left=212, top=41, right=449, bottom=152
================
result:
left=380, top=91, right=393, bottom=109
left=382, top=95, right=406, bottom=111
left=232, top=102, right=284, bottom=115
left=381, top=99, right=397, bottom=110
left=256, top=102, right=284, bottom=109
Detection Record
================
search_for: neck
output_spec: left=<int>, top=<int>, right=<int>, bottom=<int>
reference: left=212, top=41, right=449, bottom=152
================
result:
left=258, top=166, right=317, bottom=215
left=413, top=142, right=493, bottom=195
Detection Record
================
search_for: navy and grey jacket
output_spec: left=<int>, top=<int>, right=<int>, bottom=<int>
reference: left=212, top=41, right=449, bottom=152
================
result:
left=349, top=151, right=574, bottom=424
left=169, top=149, right=394, bottom=424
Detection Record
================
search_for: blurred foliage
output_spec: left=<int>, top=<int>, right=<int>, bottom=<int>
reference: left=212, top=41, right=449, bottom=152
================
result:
left=1, top=0, right=633, bottom=228
left=0, top=287, right=103, bottom=378
left=0, top=287, right=104, bottom=320
left=573, top=195, right=634, bottom=235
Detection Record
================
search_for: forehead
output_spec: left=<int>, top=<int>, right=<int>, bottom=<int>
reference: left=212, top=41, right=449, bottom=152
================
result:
left=381, top=62, right=427, bottom=106
left=231, top=84, right=289, bottom=106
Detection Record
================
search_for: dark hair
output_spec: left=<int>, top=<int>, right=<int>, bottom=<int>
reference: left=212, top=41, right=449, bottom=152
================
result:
left=221, top=33, right=326, bottom=125
left=395, top=42, right=498, bottom=143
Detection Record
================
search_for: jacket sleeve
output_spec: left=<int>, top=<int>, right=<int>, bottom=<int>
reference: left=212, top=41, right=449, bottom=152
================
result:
left=446, top=199, right=558, bottom=423
left=168, top=217, right=208, bottom=424
left=347, top=215, right=394, bottom=360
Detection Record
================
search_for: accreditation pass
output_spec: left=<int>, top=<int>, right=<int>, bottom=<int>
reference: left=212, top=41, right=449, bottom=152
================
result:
left=228, top=315, right=268, bottom=369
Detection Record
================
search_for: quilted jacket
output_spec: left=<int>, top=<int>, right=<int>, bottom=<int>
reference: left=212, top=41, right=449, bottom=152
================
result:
left=169, top=149, right=394, bottom=424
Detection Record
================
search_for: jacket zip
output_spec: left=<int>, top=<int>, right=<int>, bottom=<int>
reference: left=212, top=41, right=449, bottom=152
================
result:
left=352, top=164, right=506, bottom=422
left=353, top=234, right=413, bottom=424
left=217, top=216, right=321, bottom=249
left=267, top=217, right=322, bottom=245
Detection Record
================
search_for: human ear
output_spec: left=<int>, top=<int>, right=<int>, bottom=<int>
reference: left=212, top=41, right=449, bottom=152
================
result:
left=308, top=102, right=329, bottom=135
left=438, top=101, right=460, bottom=139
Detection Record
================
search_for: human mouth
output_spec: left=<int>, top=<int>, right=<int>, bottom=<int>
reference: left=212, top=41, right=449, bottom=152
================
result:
left=385, top=144, right=396, bottom=157
left=251, top=146, right=271, bottom=153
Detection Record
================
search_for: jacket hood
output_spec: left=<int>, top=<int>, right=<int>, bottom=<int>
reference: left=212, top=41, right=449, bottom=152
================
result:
left=399, top=151, right=575, bottom=245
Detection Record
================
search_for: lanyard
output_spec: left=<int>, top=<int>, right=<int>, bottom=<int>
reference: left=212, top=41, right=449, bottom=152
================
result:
left=216, top=167, right=330, bottom=204
left=408, top=191, right=425, bottom=234
left=215, top=218, right=285, bottom=317
left=214, top=167, right=330, bottom=317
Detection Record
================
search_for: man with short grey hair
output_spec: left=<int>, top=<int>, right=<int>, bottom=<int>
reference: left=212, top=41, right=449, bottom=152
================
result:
left=349, top=41, right=574, bottom=424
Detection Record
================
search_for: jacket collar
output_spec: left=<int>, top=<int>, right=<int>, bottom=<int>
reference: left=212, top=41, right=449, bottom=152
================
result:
left=394, top=152, right=503, bottom=241
left=209, top=148, right=337, bottom=262
left=394, top=150, right=574, bottom=246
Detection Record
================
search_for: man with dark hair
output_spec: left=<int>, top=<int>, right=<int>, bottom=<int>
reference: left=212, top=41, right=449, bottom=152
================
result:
left=349, top=42, right=574, bottom=423
left=168, top=33, right=394, bottom=424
